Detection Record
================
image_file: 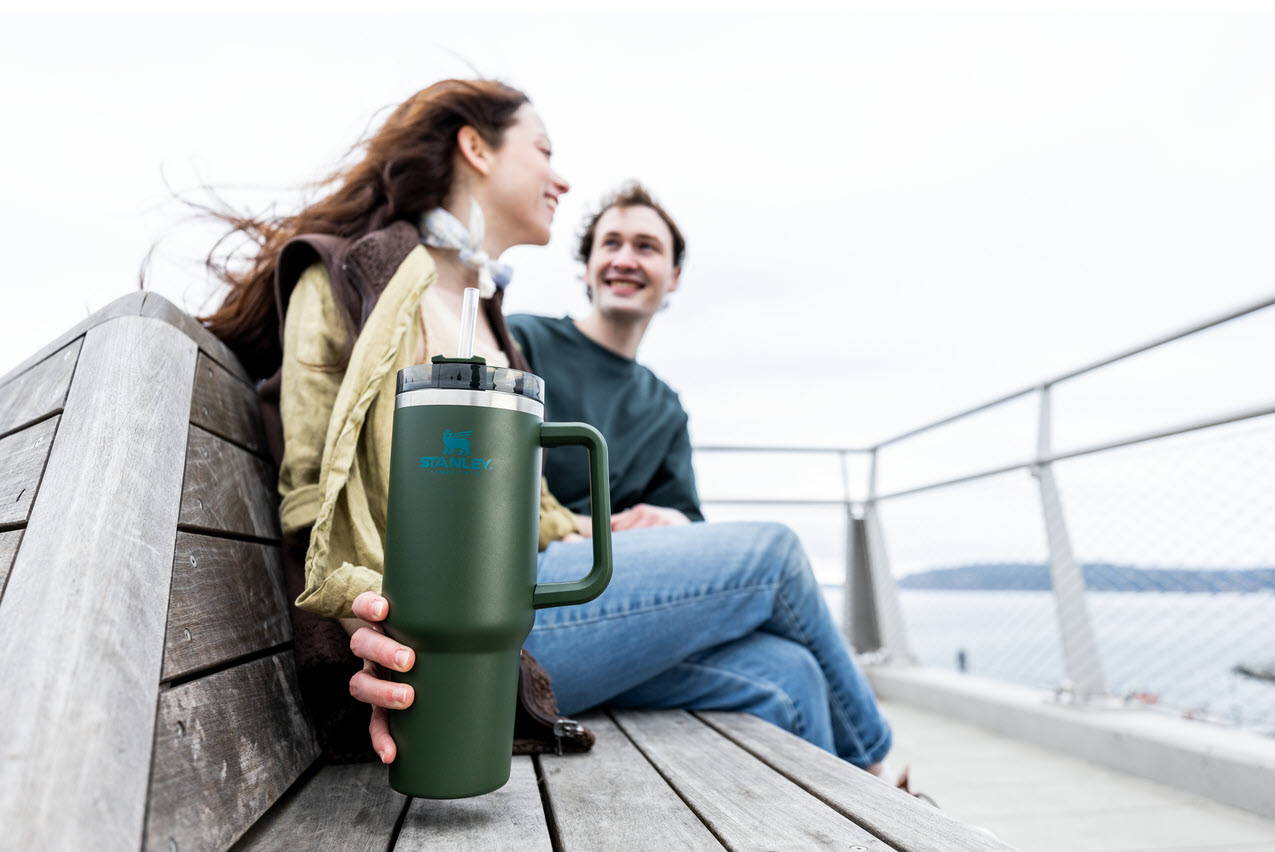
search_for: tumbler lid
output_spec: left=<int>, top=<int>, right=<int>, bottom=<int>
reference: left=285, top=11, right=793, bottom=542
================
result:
left=396, top=355, right=545, bottom=405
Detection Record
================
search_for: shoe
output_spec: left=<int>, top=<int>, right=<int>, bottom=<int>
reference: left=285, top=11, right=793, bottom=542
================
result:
left=895, top=766, right=939, bottom=808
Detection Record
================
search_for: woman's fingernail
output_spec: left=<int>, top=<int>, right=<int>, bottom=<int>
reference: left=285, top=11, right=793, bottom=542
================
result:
left=395, top=687, right=409, bottom=705
left=373, top=601, right=386, bottom=618
left=394, top=650, right=410, bottom=669
left=379, top=749, right=390, bottom=764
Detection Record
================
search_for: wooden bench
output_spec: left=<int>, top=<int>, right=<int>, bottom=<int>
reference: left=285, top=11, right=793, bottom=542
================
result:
left=0, top=292, right=1009, bottom=851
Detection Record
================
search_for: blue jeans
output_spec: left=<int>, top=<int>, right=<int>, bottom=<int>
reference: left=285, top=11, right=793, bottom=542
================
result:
left=524, top=522, right=892, bottom=768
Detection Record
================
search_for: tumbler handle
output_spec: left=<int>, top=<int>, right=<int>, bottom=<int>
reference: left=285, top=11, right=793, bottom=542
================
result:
left=534, top=423, right=613, bottom=609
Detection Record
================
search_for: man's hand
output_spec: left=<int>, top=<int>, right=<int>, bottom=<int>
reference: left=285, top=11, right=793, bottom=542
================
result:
left=611, top=504, right=690, bottom=531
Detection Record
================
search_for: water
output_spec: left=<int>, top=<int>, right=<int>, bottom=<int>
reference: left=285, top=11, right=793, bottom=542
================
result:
left=820, top=584, right=1275, bottom=733
left=890, top=589, right=1275, bottom=733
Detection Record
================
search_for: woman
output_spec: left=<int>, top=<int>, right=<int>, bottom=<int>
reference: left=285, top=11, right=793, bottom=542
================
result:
left=202, top=79, right=893, bottom=776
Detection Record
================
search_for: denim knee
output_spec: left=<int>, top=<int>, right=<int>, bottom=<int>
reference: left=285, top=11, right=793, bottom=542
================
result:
left=749, top=521, right=819, bottom=591
left=742, top=522, right=805, bottom=573
left=752, top=521, right=802, bottom=556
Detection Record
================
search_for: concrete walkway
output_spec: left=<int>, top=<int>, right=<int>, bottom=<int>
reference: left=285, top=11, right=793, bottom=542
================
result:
left=881, top=699, right=1275, bottom=852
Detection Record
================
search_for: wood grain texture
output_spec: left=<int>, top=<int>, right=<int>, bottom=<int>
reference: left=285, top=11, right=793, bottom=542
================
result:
left=190, top=352, right=264, bottom=455
left=140, top=292, right=252, bottom=384
left=539, top=711, right=722, bottom=850
left=696, top=710, right=1016, bottom=852
left=0, top=528, right=22, bottom=599
left=0, top=316, right=197, bottom=850
left=235, top=762, right=406, bottom=852
left=395, top=756, right=552, bottom=851
left=0, top=416, right=58, bottom=526
left=146, top=651, right=321, bottom=852
left=180, top=424, right=280, bottom=541
left=162, top=532, right=291, bottom=682
left=0, top=338, right=79, bottom=437
left=612, top=709, right=896, bottom=851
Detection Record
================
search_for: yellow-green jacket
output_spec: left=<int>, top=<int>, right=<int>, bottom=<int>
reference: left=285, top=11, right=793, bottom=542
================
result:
left=277, top=227, right=577, bottom=619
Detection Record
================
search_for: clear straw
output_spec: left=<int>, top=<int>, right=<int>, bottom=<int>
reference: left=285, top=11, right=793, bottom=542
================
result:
left=457, top=287, right=480, bottom=358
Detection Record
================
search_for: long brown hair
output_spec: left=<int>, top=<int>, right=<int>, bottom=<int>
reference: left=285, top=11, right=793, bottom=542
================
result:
left=198, top=79, right=529, bottom=381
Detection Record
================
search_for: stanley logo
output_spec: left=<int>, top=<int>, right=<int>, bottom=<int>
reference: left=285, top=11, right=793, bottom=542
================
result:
left=420, top=430, right=493, bottom=473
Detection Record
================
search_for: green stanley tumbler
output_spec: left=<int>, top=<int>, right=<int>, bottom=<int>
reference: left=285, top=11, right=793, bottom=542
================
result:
left=381, top=351, right=612, bottom=799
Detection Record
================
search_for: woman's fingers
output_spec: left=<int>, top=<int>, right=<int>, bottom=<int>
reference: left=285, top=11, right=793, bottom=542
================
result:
left=349, top=666, right=415, bottom=711
left=350, top=626, right=415, bottom=673
left=348, top=595, right=411, bottom=762
left=352, top=591, right=389, bottom=622
left=370, top=706, right=395, bottom=764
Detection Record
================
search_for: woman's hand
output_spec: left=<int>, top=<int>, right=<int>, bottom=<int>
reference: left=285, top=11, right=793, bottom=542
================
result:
left=346, top=591, right=416, bottom=764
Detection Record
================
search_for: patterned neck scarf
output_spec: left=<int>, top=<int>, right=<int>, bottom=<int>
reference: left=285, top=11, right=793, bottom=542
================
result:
left=418, top=200, right=512, bottom=299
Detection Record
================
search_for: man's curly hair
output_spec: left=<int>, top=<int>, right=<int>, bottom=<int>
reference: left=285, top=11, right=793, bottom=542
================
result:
left=576, top=181, right=686, bottom=268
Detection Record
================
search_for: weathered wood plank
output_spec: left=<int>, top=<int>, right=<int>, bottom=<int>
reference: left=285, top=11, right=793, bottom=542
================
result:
left=395, top=756, right=552, bottom=851
left=612, top=709, right=896, bottom=851
left=539, top=711, right=722, bottom=850
left=0, top=338, right=79, bottom=437
left=697, top=710, right=1015, bottom=852
left=162, top=533, right=291, bottom=682
left=140, top=292, right=253, bottom=385
left=0, top=316, right=197, bottom=849
left=0, top=416, right=58, bottom=527
left=146, top=651, right=321, bottom=852
left=234, top=762, right=406, bottom=852
left=0, top=291, right=251, bottom=392
left=180, top=424, right=280, bottom=540
left=0, top=292, right=141, bottom=389
left=190, top=351, right=264, bottom=455
left=0, top=529, right=22, bottom=598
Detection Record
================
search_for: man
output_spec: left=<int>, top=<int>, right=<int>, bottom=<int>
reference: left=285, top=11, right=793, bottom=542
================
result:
left=509, top=182, right=702, bottom=533
left=505, top=186, right=904, bottom=786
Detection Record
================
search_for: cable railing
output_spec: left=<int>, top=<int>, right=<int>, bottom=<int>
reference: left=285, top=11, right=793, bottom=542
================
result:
left=694, top=292, right=1275, bottom=734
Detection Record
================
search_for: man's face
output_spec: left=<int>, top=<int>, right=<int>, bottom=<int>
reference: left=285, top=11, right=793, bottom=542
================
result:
left=584, top=205, right=680, bottom=320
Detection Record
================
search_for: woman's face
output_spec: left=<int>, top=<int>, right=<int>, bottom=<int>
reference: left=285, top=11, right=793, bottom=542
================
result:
left=480, top=105, right=570, bottom=248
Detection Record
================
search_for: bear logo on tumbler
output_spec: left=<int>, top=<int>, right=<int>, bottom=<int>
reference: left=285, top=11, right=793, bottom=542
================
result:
left=441, top=430, right=472, bottom=456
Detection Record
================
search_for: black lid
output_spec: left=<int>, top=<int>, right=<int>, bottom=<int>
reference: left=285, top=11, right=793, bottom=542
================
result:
left=396, top=355, right=544, bottom=404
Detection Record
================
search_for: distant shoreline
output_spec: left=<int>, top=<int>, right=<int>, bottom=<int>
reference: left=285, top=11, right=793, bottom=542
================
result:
left=898, top=563, right=1275, bottom=593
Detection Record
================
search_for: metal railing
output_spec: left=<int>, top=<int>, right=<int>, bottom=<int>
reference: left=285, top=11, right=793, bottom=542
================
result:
left=695, top=291, right=1275, bottom=728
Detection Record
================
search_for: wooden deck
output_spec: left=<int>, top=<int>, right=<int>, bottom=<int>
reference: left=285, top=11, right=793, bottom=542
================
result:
left=239, top=707, right=1001, bottom=851
left=0, top=292, right=1010, bottom=851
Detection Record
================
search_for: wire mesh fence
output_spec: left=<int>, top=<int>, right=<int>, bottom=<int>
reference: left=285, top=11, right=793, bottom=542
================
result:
left=871, top=470, right=1068, bottom=691
left=869, top=414, right=1275, bottom=735
left=1051, top=414, right=1275, bottom=731
left=696, top=296, right=1275, bottom=736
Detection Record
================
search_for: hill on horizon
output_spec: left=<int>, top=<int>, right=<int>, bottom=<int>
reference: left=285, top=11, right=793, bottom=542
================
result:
left=897, top=562, right=1275, bottom=593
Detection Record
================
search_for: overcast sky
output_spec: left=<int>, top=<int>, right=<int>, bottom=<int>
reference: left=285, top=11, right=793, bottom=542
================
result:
left=3, top=4, right=1272, bottom=572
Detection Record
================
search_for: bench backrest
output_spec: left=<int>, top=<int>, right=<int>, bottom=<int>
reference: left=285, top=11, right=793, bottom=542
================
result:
left=0, top=292, right=319, bottom=851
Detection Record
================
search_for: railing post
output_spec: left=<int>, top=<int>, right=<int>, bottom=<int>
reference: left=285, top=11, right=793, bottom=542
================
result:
left=840, top=451, right=856, bottom=648
left=1034, top=384, right=1107, bottom=700
left=845, top=512, right=883, bottom=653
left=840, top=451, right=880, bottom=652
left=860, top=449, right=914, bottom=663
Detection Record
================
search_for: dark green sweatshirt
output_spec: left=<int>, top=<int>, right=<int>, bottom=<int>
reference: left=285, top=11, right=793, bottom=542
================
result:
left=508, top=314, right=703, bottom=522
